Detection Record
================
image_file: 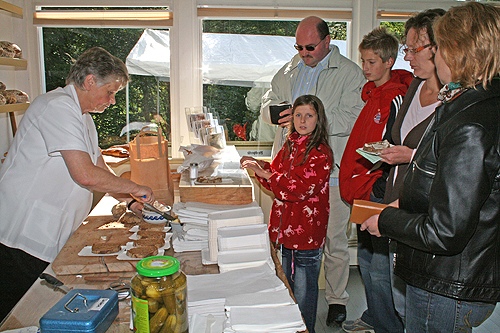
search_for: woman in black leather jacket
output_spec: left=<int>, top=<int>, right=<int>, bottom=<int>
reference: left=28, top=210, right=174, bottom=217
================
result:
left=362, top=2, right=500, bottom=332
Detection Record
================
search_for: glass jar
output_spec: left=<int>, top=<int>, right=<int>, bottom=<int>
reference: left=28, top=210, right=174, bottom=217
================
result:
left=131, top=256, right=188, bottom=333
left=189, top=163, right=198, bottom=179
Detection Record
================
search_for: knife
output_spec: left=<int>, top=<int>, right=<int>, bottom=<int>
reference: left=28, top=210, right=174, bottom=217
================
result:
left=142, top=202, right=176, bottom=221
left=39, top=273, right=72, bottom=294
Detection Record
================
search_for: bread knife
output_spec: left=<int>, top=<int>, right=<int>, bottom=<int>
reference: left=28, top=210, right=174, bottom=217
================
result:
left=39, top=273, right=71, bottom=294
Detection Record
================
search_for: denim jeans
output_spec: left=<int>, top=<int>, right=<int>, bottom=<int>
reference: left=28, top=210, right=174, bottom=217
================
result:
left=281, top=246, right=323, bottom=333
left=357, top=226, right=404, bottom=333
left=406, top=284, right=496, bottom=333
left=389, top=241, right=407, bottom=323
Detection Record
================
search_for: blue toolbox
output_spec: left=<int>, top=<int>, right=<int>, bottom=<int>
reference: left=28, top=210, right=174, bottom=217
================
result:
left=39, top=289, right=119, bottom=333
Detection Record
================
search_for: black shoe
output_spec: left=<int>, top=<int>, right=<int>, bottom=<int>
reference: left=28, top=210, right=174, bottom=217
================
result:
left=326, top=304, right=346, bottom=327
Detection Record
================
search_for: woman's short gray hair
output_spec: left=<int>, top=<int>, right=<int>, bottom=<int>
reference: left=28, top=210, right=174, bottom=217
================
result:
left=66, top=47, right=129, bottom=89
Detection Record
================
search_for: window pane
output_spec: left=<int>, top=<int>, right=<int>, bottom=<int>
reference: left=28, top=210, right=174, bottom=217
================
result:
left=42, top=27, right=171, bottom=149
left=380, top=21, right=412, bottom=72
left=202, top=20, right=347, bottom=156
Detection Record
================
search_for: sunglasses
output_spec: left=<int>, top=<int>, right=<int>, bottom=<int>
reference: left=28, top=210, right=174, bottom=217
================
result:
left=402, top=43, right=432, bottom=55
left=294, top=35, right=327, bottom=52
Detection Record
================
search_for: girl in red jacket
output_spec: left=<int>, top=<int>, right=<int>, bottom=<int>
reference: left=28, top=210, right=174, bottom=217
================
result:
left=240, top=94, right=333, bottom=333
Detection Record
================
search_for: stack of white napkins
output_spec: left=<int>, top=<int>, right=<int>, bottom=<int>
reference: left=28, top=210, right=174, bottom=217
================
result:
left=208, top=207, right=264, bottom=262
left=224, top=304, right=306, bottom=333
left=217, top=224, right=273, bottom=272
left=187, top=264, right=286, bottom=305
left=189, top=314, right=225, bottom=333
left=172, top=201, right=259, bottom=253
left=224, top=289, right=295, bottom=313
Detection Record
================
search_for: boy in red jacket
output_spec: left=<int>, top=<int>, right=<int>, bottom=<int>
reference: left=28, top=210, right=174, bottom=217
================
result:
left=339, top=27, right=413, bottom=333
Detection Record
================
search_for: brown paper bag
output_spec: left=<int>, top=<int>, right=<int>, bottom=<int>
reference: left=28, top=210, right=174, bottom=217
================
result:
left=129, top=129, right=174, bottom=206
left=350, top=199, right=387, bottom=224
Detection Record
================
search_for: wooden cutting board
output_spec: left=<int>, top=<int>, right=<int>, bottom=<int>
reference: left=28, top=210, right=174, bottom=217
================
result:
left=51, top=215, right=139, bottom=276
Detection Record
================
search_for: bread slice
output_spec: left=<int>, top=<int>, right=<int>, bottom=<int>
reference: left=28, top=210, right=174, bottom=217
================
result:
left=138, top=222, right=166, bottom=231
left=137, top=230, right=166, bottom=239
left=133, top=237, right=165, bottom=248
left=119, top=211, right=142, bottom=225
left=91, top=242, right=122, bottom=254
left=363, top=140, right=390, bottom=154
left=127, top=246, right=158, bottom=258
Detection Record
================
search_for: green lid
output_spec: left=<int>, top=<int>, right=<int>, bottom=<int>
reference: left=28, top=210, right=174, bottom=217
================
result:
left=136, top=256, right=180, bottom=277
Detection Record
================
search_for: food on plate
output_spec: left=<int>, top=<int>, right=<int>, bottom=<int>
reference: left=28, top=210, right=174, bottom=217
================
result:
left=196, top=175, right=222, bottom=184
left=137, top=230, right=166, bottom=239
left=111, top=202, right=127, bottom=219
left=133, top=237, right=165, bottom=248
left=127, top=245, right=158, bottom=258
left=0, top=82, right=6, bottom=91
left=0, top=90, right=29, bottom=104
left=138, top=222, right=166, bottom=230
left=362, top=140, right=391, bottom=154
left=91, top=242, right=122, bottom=254
left=119, top=211, right=142, bottom=225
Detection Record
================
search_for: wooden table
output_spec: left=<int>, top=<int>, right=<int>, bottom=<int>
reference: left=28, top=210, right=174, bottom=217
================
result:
left=0, top=196, right=306, bottom=333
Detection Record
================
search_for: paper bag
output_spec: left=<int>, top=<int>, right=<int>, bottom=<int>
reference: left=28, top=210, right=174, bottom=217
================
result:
left=129, top=129, right=174, bottom=206
left=350, top=199, right=387, bottom=224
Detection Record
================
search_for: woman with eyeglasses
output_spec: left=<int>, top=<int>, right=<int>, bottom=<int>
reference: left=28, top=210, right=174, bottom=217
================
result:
left=372, top=8, right=446, bottom=327
left=362, top=2, right=500, bottom=332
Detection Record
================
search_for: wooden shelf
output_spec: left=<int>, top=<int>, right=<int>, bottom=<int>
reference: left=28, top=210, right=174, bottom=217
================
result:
left=0, top=0, right=23, bottom=17
left=0, top=102, right=29, bottom=114
left=0, top=57, right=27, bottom=67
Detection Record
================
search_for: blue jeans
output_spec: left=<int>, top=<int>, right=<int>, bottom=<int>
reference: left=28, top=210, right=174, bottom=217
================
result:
left=389, top=241, right=407, bottom=323
left=282, top=246, right=323, bottom=333
left=406, top=284, right=496, bottom=333
left=357, top=225, right=404, bottom=333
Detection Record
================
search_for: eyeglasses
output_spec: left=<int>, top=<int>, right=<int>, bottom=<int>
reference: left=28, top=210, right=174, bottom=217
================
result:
left=402, top=43, right=432, bottom=55
left=294, top=36, right=327, bottom=52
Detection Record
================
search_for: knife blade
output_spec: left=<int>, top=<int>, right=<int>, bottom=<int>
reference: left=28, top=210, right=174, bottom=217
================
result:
left=142, top=202, right=176, bottom=221
left=39, top=273, right=72, bottom=294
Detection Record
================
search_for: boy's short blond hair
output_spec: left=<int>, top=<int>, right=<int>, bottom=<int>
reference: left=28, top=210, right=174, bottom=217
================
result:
left=359, top=27, right=399, bottom=63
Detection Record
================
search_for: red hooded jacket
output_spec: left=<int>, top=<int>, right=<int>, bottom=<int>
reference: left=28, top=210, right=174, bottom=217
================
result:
left=339, top=69, right=413, bottom=205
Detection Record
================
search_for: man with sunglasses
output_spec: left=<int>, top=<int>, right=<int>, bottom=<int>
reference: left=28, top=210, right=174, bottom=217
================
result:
left=260, top=16, right=365, bottom=328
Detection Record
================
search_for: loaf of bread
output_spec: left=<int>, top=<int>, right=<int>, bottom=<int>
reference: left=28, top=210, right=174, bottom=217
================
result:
left=111, top=202, right=127, bottom=219
left=102, top=146, right=129, bottom=158
left=91, top=242, right=122, bottom=254
left=0, top=41, right=22, bottom=59
left=127, top=245, right=158, bottom=258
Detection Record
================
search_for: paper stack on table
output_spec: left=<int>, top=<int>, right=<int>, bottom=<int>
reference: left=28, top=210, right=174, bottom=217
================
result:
left=172, top=201, right=259, bottom=253
left=187, top=264, right=305, bottom=332
left=208, top=207, right=264, bottom=262
left=217, top=224, right=273, bottom=272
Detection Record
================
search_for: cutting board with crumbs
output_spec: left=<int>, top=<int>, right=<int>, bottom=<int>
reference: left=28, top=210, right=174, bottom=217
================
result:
left=51, top=216, right=139, bottom=276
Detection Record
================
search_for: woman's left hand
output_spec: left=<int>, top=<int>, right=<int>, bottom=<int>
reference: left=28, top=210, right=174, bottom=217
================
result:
left=361, top=214, right=381, bottom=237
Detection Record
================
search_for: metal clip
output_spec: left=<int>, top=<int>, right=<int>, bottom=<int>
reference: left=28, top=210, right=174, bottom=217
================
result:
left=64, top=293, right=88, bottom=313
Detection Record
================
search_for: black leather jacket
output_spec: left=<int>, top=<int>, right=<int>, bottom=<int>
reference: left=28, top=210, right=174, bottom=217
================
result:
left=379, top=78, right=500, bottom=302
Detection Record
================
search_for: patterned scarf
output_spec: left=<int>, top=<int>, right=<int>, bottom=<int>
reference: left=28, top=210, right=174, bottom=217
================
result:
left=437, top=82, right=467, bottom=103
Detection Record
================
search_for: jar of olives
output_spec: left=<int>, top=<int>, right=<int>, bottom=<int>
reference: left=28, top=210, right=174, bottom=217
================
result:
left=131, top=256, right=188, bottom=333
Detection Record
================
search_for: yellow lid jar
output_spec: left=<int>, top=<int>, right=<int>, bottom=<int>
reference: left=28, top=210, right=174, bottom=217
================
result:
left=131, top=256, right=188, bottom=333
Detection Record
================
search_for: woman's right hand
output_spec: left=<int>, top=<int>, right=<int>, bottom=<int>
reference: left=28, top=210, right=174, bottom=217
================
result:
left=131, top=185, right=155, bottom=205
left=379, top=145, right=414, bottom=165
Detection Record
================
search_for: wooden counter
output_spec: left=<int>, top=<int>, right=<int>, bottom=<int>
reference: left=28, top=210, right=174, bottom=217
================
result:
left=0, top=195, right=306, bottom=333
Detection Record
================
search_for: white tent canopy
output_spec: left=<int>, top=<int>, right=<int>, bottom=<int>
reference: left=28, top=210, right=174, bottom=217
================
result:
left=125, top=29, right=349, bottom=88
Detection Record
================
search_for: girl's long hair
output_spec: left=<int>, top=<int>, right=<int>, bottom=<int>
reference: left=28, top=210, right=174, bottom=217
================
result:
left=283, top=95, right=333, bottom=165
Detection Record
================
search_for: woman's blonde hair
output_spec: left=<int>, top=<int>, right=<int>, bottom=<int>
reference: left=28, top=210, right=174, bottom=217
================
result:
left=433, top=2, right=500, bottom=89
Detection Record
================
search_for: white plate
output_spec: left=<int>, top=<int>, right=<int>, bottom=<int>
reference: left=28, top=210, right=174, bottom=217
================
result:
left=129, top=232, right=173, bottom=241
left=116, top=247, right=165, bottom=260
left=126, top=240, right=171, bottom=251
left=78, top=245, right=126, bottom=257
left=128, top=225, right=171, bottom=233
